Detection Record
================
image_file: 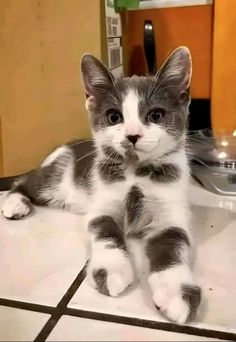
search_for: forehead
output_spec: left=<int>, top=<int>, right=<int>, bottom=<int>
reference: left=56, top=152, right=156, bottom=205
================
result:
left=116, top=76, right=154, bottom=99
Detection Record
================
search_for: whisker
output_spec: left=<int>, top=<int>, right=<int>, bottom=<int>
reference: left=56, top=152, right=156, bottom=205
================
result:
left=81, top=159, right=95, bottom=189
left=73, top=151, right=96, bottom=167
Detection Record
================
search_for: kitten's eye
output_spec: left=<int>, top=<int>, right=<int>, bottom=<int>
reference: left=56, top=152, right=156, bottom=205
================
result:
left=106, top=110, right=123, bottom=125
left=147, top=108, right=165, bottom=123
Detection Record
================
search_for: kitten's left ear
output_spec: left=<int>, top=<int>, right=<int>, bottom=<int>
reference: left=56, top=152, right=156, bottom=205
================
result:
left=155, top=46, right=192, bottom=101
left=81, top=54, right=115, bottom=97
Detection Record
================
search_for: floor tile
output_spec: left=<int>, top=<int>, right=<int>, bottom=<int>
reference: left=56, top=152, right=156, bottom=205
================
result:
left=190, top=181, right=236, bottom=330
left=0, top=305, right=49, bottom=341
left=68, top=181, right=236, bottom=334
left=0, top=193, right=87, bottom=306
left=47, top=316, right=218, bottom=341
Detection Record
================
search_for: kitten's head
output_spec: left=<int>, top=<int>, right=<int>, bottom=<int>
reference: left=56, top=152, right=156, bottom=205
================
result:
left=81, top=46, right=192, bottom=162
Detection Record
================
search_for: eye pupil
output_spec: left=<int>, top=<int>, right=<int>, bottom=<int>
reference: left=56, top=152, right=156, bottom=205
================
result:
left=151, top=112, right=161, bottom=120
left=148, top=108, right=165, bottom=123
left=110, top=113, right=119, bottom=122
left=106, top=110, right=123, bottom=125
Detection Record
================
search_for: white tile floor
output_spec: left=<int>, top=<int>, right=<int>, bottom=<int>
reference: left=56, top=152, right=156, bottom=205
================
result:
left=47, top=316, right=219, bottom=341
left=0, top=306, right=49, bottom=341
left=0, top=180, right=236, bottom=341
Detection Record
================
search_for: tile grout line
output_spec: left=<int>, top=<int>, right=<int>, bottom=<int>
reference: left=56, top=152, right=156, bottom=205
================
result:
left=0, top=298, right=55, bottom=315
left=34, top=264, right=87, bottom=342
left=1, top=295, right=236, bottom=341
left=64, top=308, right=236, bottom=341
left=1, top=263, right=236, bottom=341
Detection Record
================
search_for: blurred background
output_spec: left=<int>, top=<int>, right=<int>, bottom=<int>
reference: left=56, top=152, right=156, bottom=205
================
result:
left=0, top=0, right=235, bottom=178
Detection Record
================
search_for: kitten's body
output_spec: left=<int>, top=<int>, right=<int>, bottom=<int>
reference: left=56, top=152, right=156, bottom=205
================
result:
left=1, top=47, right=201, bottom=323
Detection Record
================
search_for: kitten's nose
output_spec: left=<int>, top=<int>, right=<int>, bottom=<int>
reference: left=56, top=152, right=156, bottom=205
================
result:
left=127, top=135, right=141, bottom=145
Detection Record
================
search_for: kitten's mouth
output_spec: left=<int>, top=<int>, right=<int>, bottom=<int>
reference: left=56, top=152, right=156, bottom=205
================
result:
left=121, top=141, right=139, bottom=162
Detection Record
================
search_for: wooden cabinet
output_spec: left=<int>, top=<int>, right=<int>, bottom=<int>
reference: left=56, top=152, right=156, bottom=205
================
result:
left=0, top=0, right=103, bottom=176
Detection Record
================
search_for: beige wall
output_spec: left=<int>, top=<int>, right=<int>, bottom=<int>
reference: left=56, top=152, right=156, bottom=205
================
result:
left=0, top=0, right=102, bottom=176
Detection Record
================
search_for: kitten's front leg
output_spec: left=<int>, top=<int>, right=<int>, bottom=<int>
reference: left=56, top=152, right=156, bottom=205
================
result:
left=126, top=186, right=201, bottom=323
left=146, top=229, right=201, bottom=323
left=87, top=213, right=134, bottom=297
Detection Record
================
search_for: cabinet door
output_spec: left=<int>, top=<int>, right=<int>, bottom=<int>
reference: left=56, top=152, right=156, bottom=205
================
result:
left=0, top=0, right=101, bottom=176
left=211, top=0, right=236, bottom=135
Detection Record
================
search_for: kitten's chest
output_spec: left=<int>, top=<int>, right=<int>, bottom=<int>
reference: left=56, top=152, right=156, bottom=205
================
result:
left=94, top=158, right=186, bottom=205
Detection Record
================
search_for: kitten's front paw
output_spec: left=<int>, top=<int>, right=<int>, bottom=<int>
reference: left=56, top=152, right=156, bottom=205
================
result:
left=148, top=268, right=201, bottom=324
left=2, top=193, right=31, bottom=220
left=87, top=251, right=134, bottom=297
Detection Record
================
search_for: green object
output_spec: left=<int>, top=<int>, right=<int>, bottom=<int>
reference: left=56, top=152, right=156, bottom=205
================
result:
left=114, top=0, right=140, bottom=12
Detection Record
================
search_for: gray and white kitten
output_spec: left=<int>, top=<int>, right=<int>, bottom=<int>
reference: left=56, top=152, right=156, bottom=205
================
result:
left=2, top=46, right=201, bottom=323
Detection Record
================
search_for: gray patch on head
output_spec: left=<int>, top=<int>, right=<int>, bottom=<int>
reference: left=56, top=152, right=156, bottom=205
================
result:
left=89, top=215, right=126, bottom=250
left=117, top=75, right=189, bottom=136
left=125, top=186, right=144, bottom=226
left=182, top=284, right=201, bottom=322
left=136, top=163, right=181, bottom=183
left=88, top=54, right=189, bottom=137
left=92, top=268, right=109, bottom=296
left=146, top=227, right=190, bottom=272
left=98, top=159, right=125, bottom=183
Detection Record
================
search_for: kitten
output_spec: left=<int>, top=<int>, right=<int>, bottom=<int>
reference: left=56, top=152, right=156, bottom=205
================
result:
left=1, top=46, right=201, bottom=324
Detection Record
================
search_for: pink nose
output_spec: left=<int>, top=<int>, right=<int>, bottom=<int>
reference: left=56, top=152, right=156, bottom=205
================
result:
left=127, top=135, right=141, bottom=145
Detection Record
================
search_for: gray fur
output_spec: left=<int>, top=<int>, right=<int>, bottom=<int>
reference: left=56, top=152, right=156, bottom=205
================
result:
left=9, top=141, right=95, bottom=212
left=85, top=74, right=189, bottom=134
left=126, top=229, right=150, bottom=240
left=89, top=215, right=126, bottom=250
left=102, top=145, right=124, bottom=162
left=135, top=163, right=181, bottom=183
left=82, top=50, right=190, bottom=134
left=182, top=284, right=202, bottom=322
left=92, top=268, right=109, bottom=296
left=97, top=159, right=125, bottom=183
left=71, top=140, right=95, bottom=188
left=146, top=227, right=190, bottom=273
left=10, top=161, right=67, bottom=207
left=125, top=186, right=144, bottom=225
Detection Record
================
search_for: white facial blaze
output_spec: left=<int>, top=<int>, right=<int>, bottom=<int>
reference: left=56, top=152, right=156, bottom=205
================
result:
left=122, top=89, right=142, bottom=137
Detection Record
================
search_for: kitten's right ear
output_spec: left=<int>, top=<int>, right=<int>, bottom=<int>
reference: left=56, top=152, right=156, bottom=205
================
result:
left=81, top=54, right=114, bottom=97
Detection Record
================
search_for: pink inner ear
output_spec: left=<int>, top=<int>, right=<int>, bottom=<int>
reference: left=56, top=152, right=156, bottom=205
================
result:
left=86, top=95, right=96, bottom=111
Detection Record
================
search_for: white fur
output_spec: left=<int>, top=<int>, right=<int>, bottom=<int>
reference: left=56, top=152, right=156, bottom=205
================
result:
left=40, top=148, right=91, bottom=214
left=87, top=239, right=134, bottom=297
left=2, top=193, right=30, bottom=219
left=148, top=265, right=195, bottom=324
left=41, top=146, right=69, bottom=167
left=122, top=89, right=142, bottom=137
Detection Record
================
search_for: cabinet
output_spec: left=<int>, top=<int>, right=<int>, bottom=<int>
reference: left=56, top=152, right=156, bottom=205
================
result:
left=0, top=0, right=104, bottom=176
